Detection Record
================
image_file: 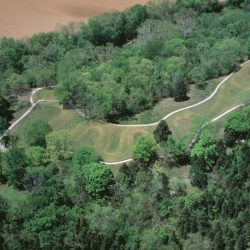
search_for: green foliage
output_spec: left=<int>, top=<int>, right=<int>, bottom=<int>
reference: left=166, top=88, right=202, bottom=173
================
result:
left=0, top=117, right=7, bottom=135
left=0, top=195, right=8, bottom=247
left=132, top=135, right=157, bottom=165
left=72, top=146, right=99, bottom=169
left=183, top=233, right=212, bottom=250
left=184, top=187, right=203, bottom=209
left=2, top=146, right=27, bottom=189
left=84, top=163, right=114, bottom=198
left=177, top=0, right=223, bottom=13
left=87, top=5, right=147, bottom=46
left=189, top=156, right=207, bottom=189
left=1, top=1, right=248, bottom=121
left=46, top=130, right=72, bottom=163
left=226, top=0, right=245, bottom=7
left=191, top=130, right=218, bottom=168
left=1, top=2, right=250, bottom=249
left=25, top=146, right=46, bottom=167
left=167, top=136, right=189, bottom=165
left=21, top=119, right=52, bottom=147
left=224, top=106, right=250, bottom=146
left=142, top=39, right=164, bottom=59
left=164, top=56, right=188, bottom=101
left=0, top=195, right=8, bottom=224
left=153, top=120, right=172, bottom=143
left=241, top=0, right=250, bottom=10
left=0, top=96, right=13, bottom=134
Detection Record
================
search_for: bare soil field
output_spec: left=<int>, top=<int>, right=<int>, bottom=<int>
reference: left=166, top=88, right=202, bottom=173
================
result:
left=0, top=0, right=148, bottom=38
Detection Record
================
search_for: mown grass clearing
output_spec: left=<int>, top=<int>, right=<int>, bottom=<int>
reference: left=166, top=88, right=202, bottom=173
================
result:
left=11, top=63, right=250, bottom=162
left=167, top=62, right=250, bottom=140
left=120, top=78, right=221, bottom=124
left=33, top=88, right=57, bottom=102
left=11, top=101, right=152, bottom=162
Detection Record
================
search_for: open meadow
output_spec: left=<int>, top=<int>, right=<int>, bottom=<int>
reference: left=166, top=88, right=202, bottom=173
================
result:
left=11, top=62, right=250, bottom=162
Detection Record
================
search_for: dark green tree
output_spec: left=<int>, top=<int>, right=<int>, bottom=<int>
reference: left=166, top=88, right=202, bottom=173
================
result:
left=153, top=120, right=172, bottom=143
left=0, top=96, right=14, bottom=134
left=2, top=146, right=27, bottom=189
left=21, top=119, right=52, bottom=147
left=72, top=146, right=99, bottom=169
left=0, top=195, right=8, bottom=249
left=213, top=229, right=225, bottom=250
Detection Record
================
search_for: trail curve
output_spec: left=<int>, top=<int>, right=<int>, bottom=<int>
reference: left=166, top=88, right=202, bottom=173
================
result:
left=103, top=104, right=245, bottom=165
left=0, top=61, right=249, bottom=163
left=0, top=87, right=46, bottom=148
left=112, top=61, right=249, bottom=127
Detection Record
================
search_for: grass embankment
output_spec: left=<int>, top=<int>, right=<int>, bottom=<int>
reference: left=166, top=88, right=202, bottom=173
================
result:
left=11, top=63, right=250, bottom=162
left=167, top=62, right=250, bottom=139
left=120, top=78, right=221, bottom=124
left=12, top=91, right=152, bottom=161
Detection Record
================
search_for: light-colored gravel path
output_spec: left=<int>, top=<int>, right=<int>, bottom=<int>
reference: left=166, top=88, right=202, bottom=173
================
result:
left=0, top=87, right=46, bottom=149
left=103, top=104, right=245, bottom=165
left=0, top=61, right=248, bottom=163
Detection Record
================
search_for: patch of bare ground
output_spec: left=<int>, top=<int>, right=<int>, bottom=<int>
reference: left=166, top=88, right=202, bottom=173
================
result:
left=0, top=0, right=148, bottom=38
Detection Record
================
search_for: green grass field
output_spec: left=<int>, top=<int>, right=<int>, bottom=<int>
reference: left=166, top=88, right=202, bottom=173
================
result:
left=11, top=101, right=153, bottom=162
left=120, top=78, right=221, bottom=124
left=11, top=62, right=250, bottom=163
left=33, top=88, right=56, bottom=102
left=167, top=62, right=250, bottom=139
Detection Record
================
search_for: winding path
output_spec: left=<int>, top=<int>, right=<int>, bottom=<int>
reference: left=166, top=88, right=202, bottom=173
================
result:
left=0, top=87, right=46, bottom=149
left=112, top=73, right=235, bottom=127
left=0, top=61, right=249, bottom=163
left=102, top=104, right=245, bottom=165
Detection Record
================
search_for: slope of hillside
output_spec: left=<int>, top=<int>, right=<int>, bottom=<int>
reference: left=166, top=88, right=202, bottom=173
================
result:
left=11, top=62, right=250, bottom=162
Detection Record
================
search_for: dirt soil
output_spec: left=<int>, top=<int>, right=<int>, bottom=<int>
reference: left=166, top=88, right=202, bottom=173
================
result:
left=0, top=0, right=148, bottom=38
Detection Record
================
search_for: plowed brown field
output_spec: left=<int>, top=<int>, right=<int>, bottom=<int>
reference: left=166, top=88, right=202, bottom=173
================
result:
left=0, top=0, right=148, bottom=38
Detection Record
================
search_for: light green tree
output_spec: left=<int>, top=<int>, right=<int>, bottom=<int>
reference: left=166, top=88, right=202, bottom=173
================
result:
left=84, top=162, right=114, bottom=198
left=25, top=146, right=46, bottom=167
left=46, top=130, right=72, bottom=164
left=191, top=130, right=218, bottom=169
left=132, top=135, right=157, bottom=165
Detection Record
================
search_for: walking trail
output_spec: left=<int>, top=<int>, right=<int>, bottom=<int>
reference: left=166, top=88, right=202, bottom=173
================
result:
left=0, top=88, right=48, bottom=150
left=0, top=61, right=249, bottom=163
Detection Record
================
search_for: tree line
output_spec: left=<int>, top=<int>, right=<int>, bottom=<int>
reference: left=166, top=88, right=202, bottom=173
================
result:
left=1, top=0, right=250, bottom=122
left=0, top=101, right=249, bottom=249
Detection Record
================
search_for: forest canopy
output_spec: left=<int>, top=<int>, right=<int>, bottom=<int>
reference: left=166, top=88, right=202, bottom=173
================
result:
left=0, top=0, right=250, bottom=249
left=0, top=0, right=250, bottom=122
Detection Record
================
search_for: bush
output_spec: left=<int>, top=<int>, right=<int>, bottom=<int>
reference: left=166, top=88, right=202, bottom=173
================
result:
left=22, top=119, right=52, bottom=147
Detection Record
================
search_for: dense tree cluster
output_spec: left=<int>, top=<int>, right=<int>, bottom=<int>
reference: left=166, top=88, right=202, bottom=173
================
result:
left=0, top=96, right=13, bottom=134
left=1, top=1, right=250, bottom=122
left=0, top=1, right=250, bottom=249
left=0, top=103, right=249, bottom=249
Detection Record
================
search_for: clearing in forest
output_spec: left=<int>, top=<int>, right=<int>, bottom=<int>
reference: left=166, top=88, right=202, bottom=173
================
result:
left=11, top=62, right=250, bottom=162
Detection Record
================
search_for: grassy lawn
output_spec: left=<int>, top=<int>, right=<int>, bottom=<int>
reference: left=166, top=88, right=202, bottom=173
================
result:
left=11, top=101, right=153, bottom=162
left=11, top=63, right=250, bottom=163
left=167, top=62, right=250, bottom=140
left=33, top=88, right=57, bottom=102
left=120, top=78, right=221, bottom=124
